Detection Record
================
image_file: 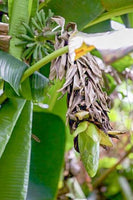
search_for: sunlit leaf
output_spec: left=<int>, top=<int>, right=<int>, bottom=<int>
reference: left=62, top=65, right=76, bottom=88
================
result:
left=69, top=29, right=133, bottom=64
left=0, top=101, right=32, bottom=200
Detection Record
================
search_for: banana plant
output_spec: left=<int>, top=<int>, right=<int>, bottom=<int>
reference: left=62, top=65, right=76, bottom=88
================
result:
left=0, top=0, right=133, bottom=200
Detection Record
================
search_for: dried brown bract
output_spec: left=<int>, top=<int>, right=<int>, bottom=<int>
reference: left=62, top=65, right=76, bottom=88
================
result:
left=0, top=22, right=11, bottom=52
left=49, top=19, right=112, bottom=134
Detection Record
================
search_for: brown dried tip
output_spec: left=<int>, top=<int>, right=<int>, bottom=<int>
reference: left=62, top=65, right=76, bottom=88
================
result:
left=0, top=23, right=11, bottom=52
left=49, top=18, right=112, bottom=134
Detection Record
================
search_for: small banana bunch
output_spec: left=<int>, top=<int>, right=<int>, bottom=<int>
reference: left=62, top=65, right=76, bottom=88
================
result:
left=17, top=10, right=59, bottom=63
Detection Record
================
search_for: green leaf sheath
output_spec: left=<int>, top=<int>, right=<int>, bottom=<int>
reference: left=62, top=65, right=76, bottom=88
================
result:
left=0, top=98, right=26, bottom=158
left=0, top=51, right=27, bottom=94
left=0, top=101, right=33, bottom=200
left=8, top=0, right=14, bottom=19
left=27, top=112, right=66, bottom=200
left=8, top=0, right=30, bottom=58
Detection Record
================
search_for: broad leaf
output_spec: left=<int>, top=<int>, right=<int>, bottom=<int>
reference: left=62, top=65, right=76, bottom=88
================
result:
left=5, top=72, right=49, bottom=102
left=0, top=51, right=27, bottom=94
left=0, top=98, right=25, bottom=158
left=83, top=20, right=112, bottom=33
left=0, top=51, right=49, bottom=102
left=45, top=0, right=104, bottom=30
left=78, top=131, right=99, bottom=177
left=69, top=29, right=133, bottom=64
left=29, top=71, right=49, bottom=102
left=0, top=101, right=32, bottom=200
left=27, top=112, right=66, bottom=200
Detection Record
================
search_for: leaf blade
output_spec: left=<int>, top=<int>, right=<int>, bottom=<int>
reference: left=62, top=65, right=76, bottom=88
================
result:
left=0, top=101, right=32, bottom=200
left=0, top=98, right=26, bottom=158
left=45, top=0, right=104, bottom=30
left=27, top=112, right=66, bottom=200
left=0, top=51, right=27, bottom=94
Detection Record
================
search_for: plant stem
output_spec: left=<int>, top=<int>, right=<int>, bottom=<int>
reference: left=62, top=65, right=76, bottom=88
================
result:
left=83, top=4, right=133, bottom=30
left=93, top=146, right=133, bottom=189
left=21, top=46, right=68, bottom=82
left=0, top=46, right=68, bottom=104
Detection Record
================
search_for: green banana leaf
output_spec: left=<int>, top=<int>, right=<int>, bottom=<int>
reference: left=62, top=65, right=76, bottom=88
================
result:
left=44, top=0, right=104, bottom=30
left=0, top=51, right=49, bottom=102
left=83, top=3, right=133, bottom=29
left=0, top=51, right=27, bottom=94
left=27, top=112, right=66, bottom=200
left=0, top=98, right=26, bottom=158
left=29, top=71, right=49, bottom=102
left=0, top=101, right=32, bottom=200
